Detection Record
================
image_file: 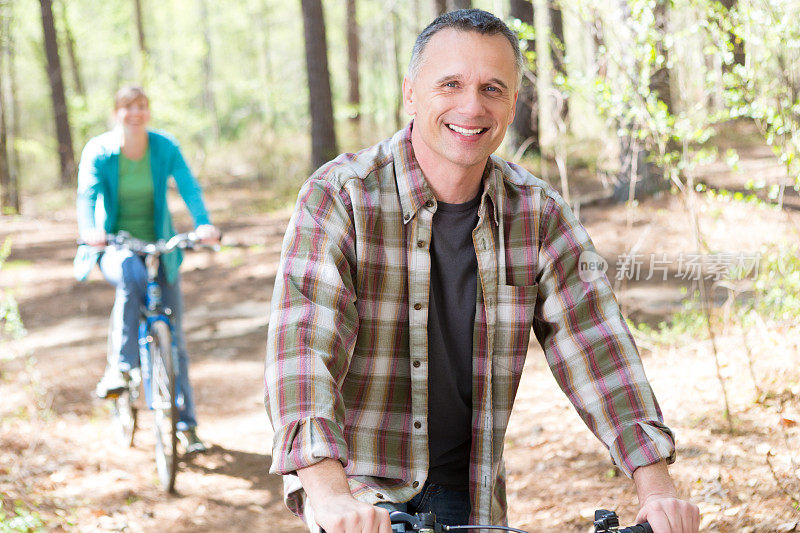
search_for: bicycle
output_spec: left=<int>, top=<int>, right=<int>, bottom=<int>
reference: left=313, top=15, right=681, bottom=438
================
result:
left=388, top=508, right=652, bottom=533
left=89, top=231, right=216, bottom=493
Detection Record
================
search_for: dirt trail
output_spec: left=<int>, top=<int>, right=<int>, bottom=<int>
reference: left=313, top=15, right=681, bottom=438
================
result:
left=1, top=178, right=799, bottom=532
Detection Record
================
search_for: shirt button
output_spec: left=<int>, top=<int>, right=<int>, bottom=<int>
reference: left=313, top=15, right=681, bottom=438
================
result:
left=412, top=481, right=420, bottom=488
left=376, top=493, right=384, bottom=499
left=425, top=200, right=434, bottom=208
left=417, top=240, right=425, bottom=248
left=414, top=421, right=421, bottom=429
left=413, top=303, right=422, bottom=310
left=404, top=213, right=410, bottom=221
left=412, top=360, right=420, bottom=368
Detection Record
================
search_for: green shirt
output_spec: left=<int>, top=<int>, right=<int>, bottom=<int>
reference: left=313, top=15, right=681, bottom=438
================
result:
left=116, top=148, right=156, bottom=241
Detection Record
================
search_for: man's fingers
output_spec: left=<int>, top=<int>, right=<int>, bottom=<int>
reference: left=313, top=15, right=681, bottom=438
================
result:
left=643, top=510, right=670, bottom=533
left=316, top=499, right=390, bottom=533
left=376, top=507, right=393, bottom=533
left=637, top=497, right=700, bottom=533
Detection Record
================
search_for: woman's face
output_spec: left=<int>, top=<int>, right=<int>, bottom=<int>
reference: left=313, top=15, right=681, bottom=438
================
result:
left=115, top=97, right=151, bottom=130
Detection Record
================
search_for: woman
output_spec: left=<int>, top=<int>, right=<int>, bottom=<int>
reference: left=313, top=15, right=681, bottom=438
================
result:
left=75, top=86, right=218, bottom=453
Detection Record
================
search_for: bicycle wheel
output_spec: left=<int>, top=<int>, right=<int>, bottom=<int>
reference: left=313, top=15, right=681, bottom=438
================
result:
left=112, top=385, right=138, bottom=447
left=148, top=320, right=179, bottom=492
left=107, top=316, right=139, bottom=447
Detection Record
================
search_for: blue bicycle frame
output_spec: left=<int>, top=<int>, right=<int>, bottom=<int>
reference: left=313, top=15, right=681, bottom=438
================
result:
left=137, top=251, right=184, bottom=411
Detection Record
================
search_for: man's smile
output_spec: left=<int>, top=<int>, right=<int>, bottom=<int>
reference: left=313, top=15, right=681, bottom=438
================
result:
left=446, top=123, right=489, bottom=136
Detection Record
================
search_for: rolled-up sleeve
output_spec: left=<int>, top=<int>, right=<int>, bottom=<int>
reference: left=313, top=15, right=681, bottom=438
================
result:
left=532, top=192, right=676, bottom=478
left=265, top=177, right=360, bottom=475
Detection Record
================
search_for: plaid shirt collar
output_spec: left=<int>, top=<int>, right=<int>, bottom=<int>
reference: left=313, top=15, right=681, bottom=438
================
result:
left=391, top=121, right=500, bottom=227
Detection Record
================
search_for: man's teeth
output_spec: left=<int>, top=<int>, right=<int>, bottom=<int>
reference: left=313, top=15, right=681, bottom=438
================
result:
left=447, top=124, right=485, bottom=136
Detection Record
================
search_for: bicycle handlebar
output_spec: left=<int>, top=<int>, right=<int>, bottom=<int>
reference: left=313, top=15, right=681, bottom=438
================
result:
left=387, top=509, right=652, bottom=533
left=78, top=231, right=220, bottom=255
left=594, top=509, right=653, bottom=533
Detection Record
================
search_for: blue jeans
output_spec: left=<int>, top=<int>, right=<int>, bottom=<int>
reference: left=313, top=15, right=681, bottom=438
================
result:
left=99, top=248, right=197, bottom=430
left=378, top=481, right=471, bottom=528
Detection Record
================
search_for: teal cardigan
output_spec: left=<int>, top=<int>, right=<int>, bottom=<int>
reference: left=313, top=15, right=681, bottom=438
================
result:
left=74, top=129, right=211, bottom=283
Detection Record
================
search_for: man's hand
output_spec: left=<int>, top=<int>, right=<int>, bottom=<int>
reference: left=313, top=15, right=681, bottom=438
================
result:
left=633, top=461, right=699, bottom=533
left=635, top=494, right=700, bottom=533
left=297, top=458, right=391, bottom=533
left=194, top=224, right=220, bottom=244
left=308, top=493, right=391, bottom=533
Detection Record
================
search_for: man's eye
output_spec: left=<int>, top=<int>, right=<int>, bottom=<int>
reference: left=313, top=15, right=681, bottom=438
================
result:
left=445, top=82, right=457, bottom=87
left=486, top=86, right=499, bottom=92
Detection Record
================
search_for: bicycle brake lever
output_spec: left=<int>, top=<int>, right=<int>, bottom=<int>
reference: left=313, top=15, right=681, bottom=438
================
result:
left=389, top=511, right=424, bottom=530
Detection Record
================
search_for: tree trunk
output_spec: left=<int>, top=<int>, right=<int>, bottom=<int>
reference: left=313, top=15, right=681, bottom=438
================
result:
left=434, top=0, right=447, bottom=16
left=133, top=0, right=147, bottom=55
left=56, top=0, right=84, bottom=97
left=0, top=102, right=10, bottom=216
left=613, top=0, right=668, bottom=202
left=39, top=0, right=75, bottom=186
left=390, top=8, right=403, bottom=130
left=719, top=0, right=745, bottom=67
left=132, top=0, right=148, bottom=77
left=549, top=0, right=568, bottom=119
left=6, top=0, right=20, bottom=213
left=0, top=7, right=11, bottom=215
left=509, top=0, right=539, bottom=155
left=346, top=0, right=360, bottom=124
left=300, top=0, right=338, bottom=170
left=648, top=0, right=672, bottom=113
left=254, top=1, right=274, bottom=127
left=198, top=0, right=220, bottom=143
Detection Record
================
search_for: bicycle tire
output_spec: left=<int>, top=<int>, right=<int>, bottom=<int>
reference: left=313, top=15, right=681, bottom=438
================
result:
left=112, top=386, right=138, bottom=447
left=148, top=320, right=179, bottom=492
left=108, top=318, right=138, bottom=447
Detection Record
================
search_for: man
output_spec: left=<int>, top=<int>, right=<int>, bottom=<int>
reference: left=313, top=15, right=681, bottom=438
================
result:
left=265, top=9, right=699, bottom=533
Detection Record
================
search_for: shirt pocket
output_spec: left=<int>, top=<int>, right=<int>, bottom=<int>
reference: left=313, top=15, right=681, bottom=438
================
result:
left=494, top=283, right=538, bottom=375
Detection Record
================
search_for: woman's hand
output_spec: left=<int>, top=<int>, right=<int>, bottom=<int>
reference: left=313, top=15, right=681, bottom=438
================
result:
left=82, top=228, right=107, bottom=247
left=195, top=224, right=221, bottom=244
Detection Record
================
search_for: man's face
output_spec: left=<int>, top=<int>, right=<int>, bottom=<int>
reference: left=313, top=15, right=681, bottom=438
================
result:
left=403, top=29, right=518, bottom=174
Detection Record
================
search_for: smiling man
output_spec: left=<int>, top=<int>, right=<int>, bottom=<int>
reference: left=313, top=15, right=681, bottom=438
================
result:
left=265, top=9, right=698, bottom=533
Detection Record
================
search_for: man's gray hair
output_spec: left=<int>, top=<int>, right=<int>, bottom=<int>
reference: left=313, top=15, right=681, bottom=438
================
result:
left=407, top=9, right=524, bottom=89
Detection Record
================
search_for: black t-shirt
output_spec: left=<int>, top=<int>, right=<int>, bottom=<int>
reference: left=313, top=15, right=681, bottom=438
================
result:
left=426, top=192, right=480, bottom=488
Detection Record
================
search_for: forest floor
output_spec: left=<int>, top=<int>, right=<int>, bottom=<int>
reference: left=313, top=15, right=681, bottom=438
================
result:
left=2, top=131, right=800, bottom=532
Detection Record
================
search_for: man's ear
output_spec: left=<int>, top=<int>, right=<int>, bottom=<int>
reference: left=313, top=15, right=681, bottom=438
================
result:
left=508, top=89, right=519, bottom=125
left=402, top=76, right=416, bottom=116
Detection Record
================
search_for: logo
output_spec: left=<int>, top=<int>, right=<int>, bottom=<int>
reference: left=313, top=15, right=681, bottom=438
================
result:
left=578, top=250, right=608, bottom=282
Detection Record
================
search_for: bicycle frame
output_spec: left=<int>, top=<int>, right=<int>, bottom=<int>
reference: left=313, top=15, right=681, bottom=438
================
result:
left=138, top=252, right=181, bottom=411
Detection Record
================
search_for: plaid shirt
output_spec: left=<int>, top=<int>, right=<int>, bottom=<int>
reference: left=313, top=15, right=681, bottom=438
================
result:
left=265, top=123, right=675, bottom=525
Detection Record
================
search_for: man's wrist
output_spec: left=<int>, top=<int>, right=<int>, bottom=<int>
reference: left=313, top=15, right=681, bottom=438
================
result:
left=297, top=458, right=353, bottom=502
left=632, top=460, right=678, bottom=505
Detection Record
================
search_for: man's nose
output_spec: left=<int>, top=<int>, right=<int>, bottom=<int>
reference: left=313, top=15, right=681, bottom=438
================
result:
left=457, top=88, right=484, bottom=115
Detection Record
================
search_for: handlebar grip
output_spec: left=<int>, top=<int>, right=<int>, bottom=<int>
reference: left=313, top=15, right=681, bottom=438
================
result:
left=619, top=523, right=653, bottom=533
